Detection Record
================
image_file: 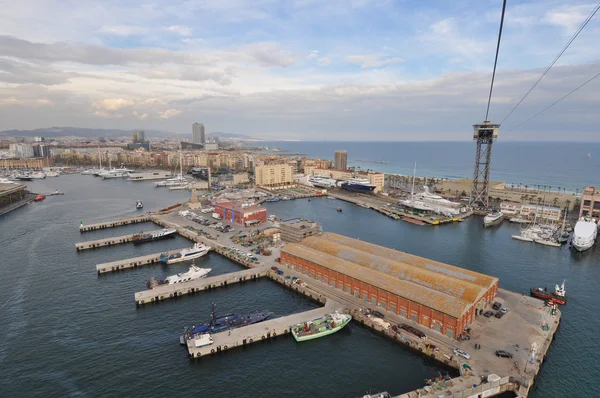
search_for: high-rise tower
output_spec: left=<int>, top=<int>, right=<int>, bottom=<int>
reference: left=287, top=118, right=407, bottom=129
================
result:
left=334, top=150, right=348, bottom=171
left=192, top=123, right=205, bottom=144
left=469, top=121, right=500, bottom=209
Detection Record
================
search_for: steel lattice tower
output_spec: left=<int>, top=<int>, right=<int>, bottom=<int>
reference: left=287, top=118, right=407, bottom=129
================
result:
left=469, top=121, right=500, bottom=209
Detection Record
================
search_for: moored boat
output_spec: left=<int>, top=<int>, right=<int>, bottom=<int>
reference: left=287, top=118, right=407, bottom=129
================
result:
left=336, top=207, right=342, bottom=212
left=340, top=177, right=376, bottom=193
left=483, top=210, right=504, bottom=227
left=33, top=194, right=46, bottom=202
left=146, top=264, right=212, bottom=289
left=512, top=234, right=533, bottom=242
left=136, top=200, right=143, bottom=209
left=571, top=216, right=597, bottom=252
left=132, top=228, right=176, bottom=245
left=530, top=280, right=567, bottom=305
left=160, top=243, right=210, bottom=264
left=290, top=311, right=351, bottom=342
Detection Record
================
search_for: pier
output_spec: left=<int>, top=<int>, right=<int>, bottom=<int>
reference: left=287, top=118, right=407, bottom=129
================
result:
left=95, top=248, right=188, bottom=274
left=186, top=299, right=340, bottom=358
left=134, top=266, right=270, bottom=305
left=79, top=215, right=151, bottom=232
left=75, top=233, right=139, bottom=251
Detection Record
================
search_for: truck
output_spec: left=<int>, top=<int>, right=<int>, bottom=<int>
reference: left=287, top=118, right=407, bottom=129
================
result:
left=212, top=212, right=222, bottom=220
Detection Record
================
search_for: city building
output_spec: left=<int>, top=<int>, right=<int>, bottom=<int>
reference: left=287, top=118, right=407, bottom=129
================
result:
left=499, top=201, right=521, bottom=216
left=519, top=204, right=561, bottom=222
left=204, top=142, right=218, bottom=151
left=181, top=141, right=204, bottom=151
left=127, top=130, right=150, bottom=151
left=579, top=186, right=600, bottom=219
left=280, top=233, right=499, bottom=339
left=279, top=218, right=321, bottom=243
left=1, top=158, right=44, bottom=170
left=254, top=164, right=294, bottom=189
left=192, top=123, right=205, bottom=144
left=212, top=199, right=267, bottom=226
left=32, top=144, right=49, bottom=158
left=9, top=143, right=34, bottom=158
left=334, top=150, right=348, bottom=171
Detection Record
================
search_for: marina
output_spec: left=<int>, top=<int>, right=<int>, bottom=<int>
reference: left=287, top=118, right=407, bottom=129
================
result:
left=95, top=248, right=190, bottom=274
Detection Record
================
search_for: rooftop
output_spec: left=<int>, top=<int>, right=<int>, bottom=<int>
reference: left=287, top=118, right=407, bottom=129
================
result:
left=0, top=182, right=27, bottom=196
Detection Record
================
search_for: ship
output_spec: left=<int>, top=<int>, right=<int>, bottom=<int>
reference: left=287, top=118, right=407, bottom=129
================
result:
left=136, top=200, right=143, bottom=209
left=290, top=311, right=351, bottom=342
left=530, top=280, right=567, bottom=305
left=33, top=194, right=46, bottom=202
left=146, top=264, right=212, bottom=290
left=308, top=175, right=337, bottom=188
left=571, top=216, right=597, bottom=252
left=127, top=171, right=173, bottom=181
left=132, top=228, right=177, bottom=245
left=160, top=243, right=211, bottom=264
left=180, top=303, right=274, bottom=344
left=483, top=210, right=504, bottom=227
left=340, top=177, right=376, bottom=193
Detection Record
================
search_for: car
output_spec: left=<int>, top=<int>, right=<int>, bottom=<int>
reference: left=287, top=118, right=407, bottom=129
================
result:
left=492, top=301, right=502, bottom=310
left=495, top=350, right=513, bottom=358
left=500, top=307, right=509, bottom=314
left=371, top=310, right=384, bottom=318
left=495, top=311, right=505, bottom=319
left=399, top=324, right=426, bottom=339
left=453, top=348, right=471, bottom=360
left=484, top=311, right=494, bottom=318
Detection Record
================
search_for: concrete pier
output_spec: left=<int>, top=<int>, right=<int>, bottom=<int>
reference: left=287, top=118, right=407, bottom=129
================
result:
left=79, top=215, right=151, bottom=232
left=186, top=299, right=341, bottom=358
left=95, top=248, right=188, bottom=274
left=75, top=233, right=139, bottom=251
left=134, top=266, right=270, bottom=305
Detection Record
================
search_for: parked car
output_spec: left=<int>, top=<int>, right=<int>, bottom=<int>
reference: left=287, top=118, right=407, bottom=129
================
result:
left=399, top=324, right=426, bottom=339
left=484, top=311, right=494, bottom=318
left=371, top=310, right=384, bottom=318
left=492, top=301, right=502, bottom=310
left=495, top=350, right=513, bottom=358
left=453, top=348, right=471, bottom=360
left=271, top=266, right=279, bottom=272
left=495, top=311, right=505, bottom=319
left=500, top=307, right=509, bottom=314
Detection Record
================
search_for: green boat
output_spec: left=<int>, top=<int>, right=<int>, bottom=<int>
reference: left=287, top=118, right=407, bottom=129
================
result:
left=291, top=312, right=352, bottom=342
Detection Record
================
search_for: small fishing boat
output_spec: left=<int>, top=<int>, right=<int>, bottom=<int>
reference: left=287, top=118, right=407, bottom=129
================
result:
left=33, top=194, right=46, bottom=202
left=136, top=200, right=143, bottom=209
left=336, top=208, right=342, bottom=212
left=291, top=311, right=351, bottom=342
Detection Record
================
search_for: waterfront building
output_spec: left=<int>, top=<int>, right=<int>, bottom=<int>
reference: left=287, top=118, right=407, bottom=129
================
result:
left=0, top=182, right=29, bottom=215
left=192, top=123, right=205, bottom=144
left=255, top=164, right=294, bottom=189
left=279, top=218, right=321, bottom=243
left=280, top=233, right=499, bottom=339
left=1, top=158, right=45, bottom=170
left=500, top=201, right=521, bottom=216
left=519, top=204, right=561, bottom=222
left=334, top=150, right=348, bottom=171
left=579, top=186, right=600, bottom=219
left=213, top=199, right=267, bottom=226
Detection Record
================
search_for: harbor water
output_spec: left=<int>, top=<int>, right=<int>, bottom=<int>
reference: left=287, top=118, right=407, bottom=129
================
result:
left=1, top=175, right=599, bottom=397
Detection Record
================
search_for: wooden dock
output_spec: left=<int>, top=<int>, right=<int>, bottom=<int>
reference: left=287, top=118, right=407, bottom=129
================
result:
left=79, top=215, right=151, bottom=232
left=134, top=266, right=270, bottom=305
left=95, top=248, right=189, bottom=274
left=75, top=233, right=138, bottom=251
left=186, top=299, right=341, bottom=358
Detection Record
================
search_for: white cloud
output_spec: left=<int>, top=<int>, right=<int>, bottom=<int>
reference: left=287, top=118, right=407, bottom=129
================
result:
left=545, top=5, right=591, bottom=33
left=99, top=25, right=147, bottom=36
left=92, top=98, right=135, bottom=111
left=159, top=109, right=183, bottom=119
left=317, top=56, right=331, bottom=66
left=133, top=111, right=149, bottom=120
left=166, top=25, right=192, bottom=36
left=346, top=54, right=403, bottom=68
left=307, top=50, right=319, bottom=59
left=0, top=97, right=52, bottom=106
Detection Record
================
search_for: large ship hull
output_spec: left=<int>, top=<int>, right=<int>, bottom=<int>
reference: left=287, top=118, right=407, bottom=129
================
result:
left=530, top=288, right=567, bottom=305
left=483, top=215, right=504, bottom=227
left=572, top=240, right=594, bottom=252
left=340, top=183, right=375, bottom=193
left=133, top=231, right=176, bottom=245
left=180, top=309, right=273, bottom=344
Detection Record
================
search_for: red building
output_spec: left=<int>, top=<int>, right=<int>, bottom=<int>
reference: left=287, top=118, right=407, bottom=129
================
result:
left=213, top=200, right=267, bottom=226
left=280, top=233, right=499, bottom=339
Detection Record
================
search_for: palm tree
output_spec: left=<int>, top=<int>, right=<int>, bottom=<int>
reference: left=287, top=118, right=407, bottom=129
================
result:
left=576, top=188, right=579, bottom=196
left=553, top=197, right=559, bottom=207
left=520, top=195, right=526, bottom=203
left=565, top=199, right=572, bottom=212
left=525, top=185, right=529, bottom=192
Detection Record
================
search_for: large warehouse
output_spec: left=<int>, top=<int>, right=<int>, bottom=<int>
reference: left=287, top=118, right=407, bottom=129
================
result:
left=280, top=233, right=499, bottom=339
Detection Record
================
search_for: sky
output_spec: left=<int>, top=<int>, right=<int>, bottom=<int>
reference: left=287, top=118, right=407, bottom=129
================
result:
left=0, top=0, right=599, bottom=141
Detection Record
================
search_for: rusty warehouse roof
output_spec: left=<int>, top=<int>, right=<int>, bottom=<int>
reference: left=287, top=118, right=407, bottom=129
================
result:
left=319, top=233, right=497, bottom=290
left=299, top=236, right=485, bottom=303
left=282, top=243, right=472, bottom=318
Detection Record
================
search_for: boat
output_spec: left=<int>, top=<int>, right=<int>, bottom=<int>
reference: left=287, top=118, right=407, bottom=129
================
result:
left=290, top=311, right=352, bottom=342
left=340, top=177, right=376, bottom=193
left=100, top=169, right=130, bottom=179
left=136, top=200, right=143, bottom=209
left=483, top=210, right=504, bottom=227
left=534, top=238, right=561, bottom=247
left=327, top=196, right=336, bottom=200
left=156, top=149, right=188, bottom=187
left=160, top=243, right=211, bottom=264
left=413, top=186, right=461, bottom=215
left=399, top=162, right=436, bottom=212
left=45, top=171, right=59, bottom=177
left=15, top=174, right=33, bottom=181
left=308, top=175, right=337, bottom=188
left=146, top=264, right=212, bottom=289
left=509, top=217, right=531, bottom=224
left=0, top=177, right=17, bottom=184
left=336, top=207, right=342, bottom=212
left=33, top=194, right=46, bottom=202
left=530, top=280, right=567, bottom=305
left=127, top=171, right=173, bottom=181
left=29, top=172, right=46, bottom=179
left=265, top=197, right=280, bottom=202
left=180, top=303, right=274, bottom=344
left=132, top=228, right=177, bottom=245
left=556, top=210, right=570, bottom=243
left=512, top=234, right=534, bottom=242
left=572, top=216, right=597, bottom=252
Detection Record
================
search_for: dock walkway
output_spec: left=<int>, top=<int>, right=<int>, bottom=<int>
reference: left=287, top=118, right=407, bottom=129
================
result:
left=134, top=266, right=269, bottom=305
left=186, top=299, right=340, bottom=358
left=79, top=215, right=151, bottom=232
left=95, top=248, right=188, bottom=274
left=76, top=233, right=139, bottom=251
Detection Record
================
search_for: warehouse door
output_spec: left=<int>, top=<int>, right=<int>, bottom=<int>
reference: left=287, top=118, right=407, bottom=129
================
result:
left=400, top=310, right=407, bottom=318
left=446, top=328, right=454, bottom=338
left=433, top=322, right=442, bottom=333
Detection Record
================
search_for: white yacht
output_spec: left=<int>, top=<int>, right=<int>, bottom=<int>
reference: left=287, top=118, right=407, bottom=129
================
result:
left=164, top=265, right=212, bottom=285
left=160, top=243, right=211, bottom=264
left=413, top=186, right=461, bottom=215
left=127, top=171, right=173, bottom=182
left=0, top=177, right=16, bottom=184
left=30, top=172, right=46, bottom=179
left=572, top=217, right=597, bottom=252
left=45, top=170, right=60, bottom=177
left=308, top=175, right=337, bottom=188
left=399, top=162, right=435, bottom=212
left=483, top=210, right=504, bottom=227
left=101, top=170, right=129, bottom=179
left=155, top=175, right=189, bottom=187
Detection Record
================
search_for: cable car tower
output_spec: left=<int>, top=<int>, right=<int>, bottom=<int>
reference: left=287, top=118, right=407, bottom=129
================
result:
left=469, top=121, right=500, bottom=209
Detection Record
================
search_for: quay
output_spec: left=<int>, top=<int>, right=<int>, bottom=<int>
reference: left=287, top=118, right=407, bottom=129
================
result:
left=134, top=266, right=269, bottom=305
left=186, top=299, right=340, bottom=358
left=79, top=215, right=151, bottom=232
left=95, top=248, right=188, bottom=274
left=75, top=233, right=139, bottom=251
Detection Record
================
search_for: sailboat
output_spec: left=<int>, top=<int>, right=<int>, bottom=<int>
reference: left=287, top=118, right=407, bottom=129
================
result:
left=556, top=209, right=570, bottom=243
left=155, top=148, right=188, bottom=187
left=399, top=162, right=434, bottom=211
left=588, top=150, right=592, bottom=159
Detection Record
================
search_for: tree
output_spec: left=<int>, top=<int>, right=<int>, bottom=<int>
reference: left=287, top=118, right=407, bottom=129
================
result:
left=565, top=199, right=572, bottom=211
left=553, top=197, right=559, bottom=207
left=525, top=185, right=529, bottom=191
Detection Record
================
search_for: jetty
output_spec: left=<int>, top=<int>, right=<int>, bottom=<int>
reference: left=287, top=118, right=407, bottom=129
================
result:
left=186, top=299, right=340, bottom=358
left=79, top=215, right=151, bottom=232
left=134, top=266, right=269, bottom=305
left=75, top=233, right=139, bottom=251
left=95, top=248, right=189, bottom=274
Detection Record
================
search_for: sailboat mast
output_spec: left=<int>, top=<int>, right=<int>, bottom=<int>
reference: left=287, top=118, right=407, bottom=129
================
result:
left=98, top=146, right=102, bottom=169
left=410, top=161, right=416, bottom=201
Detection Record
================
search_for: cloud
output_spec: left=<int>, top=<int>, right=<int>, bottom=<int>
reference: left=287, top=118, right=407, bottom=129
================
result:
left=241, top=42, right=297, bottom=67
left=317, top=57, right=331, bottom=66
left=0, top=57, right=74, bottom=85
left=545, top=6, right=589, bottom=33
left=99, top=25, right=147, bottom=36
left=166, top=25, right=192, bottom=36
left=133, top=111, right=149, bottom=120
left=0, top=97, right=52, bottom=106
left=92, top=98, right=135, bottom=111
left=346, top=54, right=403, bottom=68
left=159, top=109, right=183, bottom=119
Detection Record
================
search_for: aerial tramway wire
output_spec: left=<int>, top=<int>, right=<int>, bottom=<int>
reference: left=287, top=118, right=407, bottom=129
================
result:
left=500, top=1, right=600, bottom=124
left=484, top=0, right=507, bottom=122
left=509, top=70, right=600, bottom=131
